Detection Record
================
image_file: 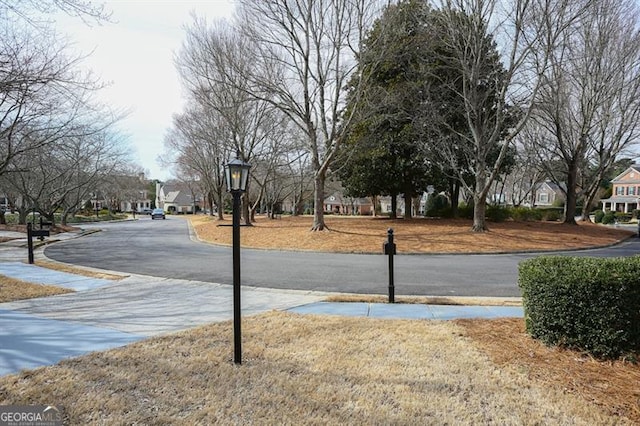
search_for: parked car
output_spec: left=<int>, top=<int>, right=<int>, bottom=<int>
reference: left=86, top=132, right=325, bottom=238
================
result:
left=138, top=208, right=152, bottom=215
left=151, top=208, right=165, bottom=220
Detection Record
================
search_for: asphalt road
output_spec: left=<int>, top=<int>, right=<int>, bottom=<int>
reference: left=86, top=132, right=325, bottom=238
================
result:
left=44, top=217, right=640, bottom=297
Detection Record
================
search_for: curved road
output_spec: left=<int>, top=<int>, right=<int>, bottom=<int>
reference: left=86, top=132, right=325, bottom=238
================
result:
left=44, top=217, right=640, bottom=297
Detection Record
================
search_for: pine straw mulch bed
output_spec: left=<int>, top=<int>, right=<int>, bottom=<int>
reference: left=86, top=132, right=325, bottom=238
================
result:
left=0, top=223, right=79, bottom=235
left=0, top=223, right=80, bottom=244
left=457, top=318, right=640, bottom=423
left=191, top=215, right=634, bottom=253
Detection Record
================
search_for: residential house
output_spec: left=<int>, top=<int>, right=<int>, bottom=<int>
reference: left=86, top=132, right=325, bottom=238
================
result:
left=156, top=181, right=202, bottom=214
left=121, top=189, right=152, bottom=213
left=324, top=193, right=373, bottom=215
left=600, top=165, right=640, bottom=213
left=533, top=181, right=565, bottom=207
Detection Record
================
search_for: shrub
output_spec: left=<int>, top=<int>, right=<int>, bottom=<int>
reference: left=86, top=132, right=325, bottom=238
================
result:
left=512, top=207, right=542, bottom=221
left=602, top=211, right=616, bottom=224
left=633, top=209, right=640, bottom=220
left=486, top=205, right=511, bottom=222
left=519, top=256, right=640, bottom=359
left=425, top=194, right=450, bottom=217
left=593, top=210, right=605, bottom=223
left=615, top=212, right=632, bottom=223
left=456, top=203, right=474, bottom=220
left=538, top=207, right=562, bottom=221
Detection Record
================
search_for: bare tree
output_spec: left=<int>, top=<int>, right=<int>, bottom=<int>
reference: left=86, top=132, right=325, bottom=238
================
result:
left=2, top=113, right=130, bottom=225
left=531, top=0, right=640, bottom=223
left=505, top=131, right=547, bottom=207
left=433, top=0, right=587, bottom=231
left=0, top=0, right=110, bottom=26
left=231, top=0, right=382, bottom=231
left=164, top=105, right=229, bottom=220
left=176, top=18, right=312, bottom=224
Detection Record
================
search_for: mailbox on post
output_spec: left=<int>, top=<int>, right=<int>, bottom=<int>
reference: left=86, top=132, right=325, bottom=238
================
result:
left=383, top=228, right=396, bottom=303
left=26, top=222, right=50, bottom=264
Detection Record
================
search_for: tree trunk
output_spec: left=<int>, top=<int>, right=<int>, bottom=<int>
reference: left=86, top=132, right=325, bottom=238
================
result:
left=242, top=195, right=252, bottom=226
left=472, top=194, right=488, bottom=232
left=311, top=173, right=327, bottom=231
left=403, top=193, right=412, bottom=219
left=216, top=191, right=224, bottom=220
left=293, top=195, right=304, bottom=216
left=390, top=194, right=398, bottom=219
left=18, top=209, right=28, bottom=225
left=563, top=162, right=578, bottom=225
left=450, top=179, right=460, bottom=218
left=472, top=169, right=489, bottom=232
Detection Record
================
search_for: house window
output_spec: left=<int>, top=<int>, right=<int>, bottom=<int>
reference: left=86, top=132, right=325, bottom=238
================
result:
left=538, top=193, right=549, bottom=203
left=616, top=186, right=625, bottom=196
left=629, top=186, right=637, bottom=196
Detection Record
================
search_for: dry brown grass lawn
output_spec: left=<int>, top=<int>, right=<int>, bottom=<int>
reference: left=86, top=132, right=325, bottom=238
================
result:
left=191, top=214, right=634, bottom=253
left=0, top=275, right=73, bottom=302
left=0, top=261, right=124, bottom=302
left=0, top=312, right=636, bottom=424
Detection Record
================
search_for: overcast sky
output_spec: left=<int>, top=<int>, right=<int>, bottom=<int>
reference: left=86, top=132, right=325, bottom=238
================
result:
left=54, top=0, right=236, bottom=181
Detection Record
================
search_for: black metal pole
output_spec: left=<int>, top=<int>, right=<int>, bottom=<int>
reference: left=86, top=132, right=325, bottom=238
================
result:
left=388, top=228, right=395, bottom=303
left=27, top=223, right=34, bottom=264
left=232, top=190, right=242, bottom=364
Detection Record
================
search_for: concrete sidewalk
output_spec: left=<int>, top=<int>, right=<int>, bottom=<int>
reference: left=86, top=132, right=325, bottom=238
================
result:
left=289, top=301, right=523, bottom=320
left=0, top=262, right=327, bottom=376
left=0, top=232, right=523, bottom=377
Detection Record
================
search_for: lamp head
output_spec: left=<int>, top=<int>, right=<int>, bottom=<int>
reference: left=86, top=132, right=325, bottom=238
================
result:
left=224, top=156, right=251, bottom=193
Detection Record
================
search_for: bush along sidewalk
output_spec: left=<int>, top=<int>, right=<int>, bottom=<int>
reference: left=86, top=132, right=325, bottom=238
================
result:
left=518, top=256, right=640, bottom=359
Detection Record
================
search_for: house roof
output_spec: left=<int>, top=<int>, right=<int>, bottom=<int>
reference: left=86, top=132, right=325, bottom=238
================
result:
left=601, top=196, right=639, bottom=203
left=611, top=165, right=640, bottom=183
left=158, top=183, right=195, bottom=206
left=536, top=181, right=566, bottom=193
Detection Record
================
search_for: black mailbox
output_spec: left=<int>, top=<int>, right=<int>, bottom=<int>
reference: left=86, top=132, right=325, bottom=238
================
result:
left=26, top=223, right=49, bottom=264
left=31, top=229, right=50, bottom=238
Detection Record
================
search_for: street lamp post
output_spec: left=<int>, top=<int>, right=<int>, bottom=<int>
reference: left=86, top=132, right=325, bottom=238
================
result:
left=224, top=155, right=251, bottom=365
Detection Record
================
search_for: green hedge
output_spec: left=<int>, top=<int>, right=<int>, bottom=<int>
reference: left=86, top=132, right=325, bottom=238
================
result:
left=602, top=211, right=616, bottom=224
left=615, top=212, right=632, bottom=223
left=511, top=206, right=543, bottom=221
left=518, top=256, right=640, bottom=359
left=536, top=207, right=563, bottom=221
left=486, top=205, right=510, bottom=222
left=593, top=210, right=605, bottom=223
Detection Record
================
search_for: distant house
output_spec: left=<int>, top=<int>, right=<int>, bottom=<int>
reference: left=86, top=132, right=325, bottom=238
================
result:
left=534, top=181, right=565, bottom=207
left=121, top=189, right=152, bottom=213
left=378, top=195, right=411, bottom=216
left=156, top=182, right=202, bottom=214
left=324, top=193, right=372, bottom=215
left=600, top=165, right=640, bottom=213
